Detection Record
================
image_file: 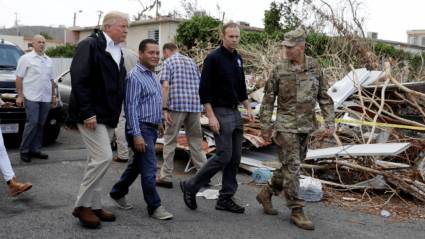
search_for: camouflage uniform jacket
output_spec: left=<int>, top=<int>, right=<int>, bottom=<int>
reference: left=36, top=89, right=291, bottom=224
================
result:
left=260, top=55, right=334, bottom=133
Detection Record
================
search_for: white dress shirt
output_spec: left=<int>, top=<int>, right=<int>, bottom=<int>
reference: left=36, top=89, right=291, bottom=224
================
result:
left=15, top=50, right=53, bottom=102
left=103, top=32, right=122, bottom=68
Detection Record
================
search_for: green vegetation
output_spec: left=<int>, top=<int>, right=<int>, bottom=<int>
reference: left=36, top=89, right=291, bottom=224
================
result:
left=45, top=44, right=76, bottom=58
left=280, top=0, right=302, bottom=32
left=264, top=1, right=283, bottom=35
left=305, top=32, right=331, bottom=58
left=176, top=15, right=220, bottom=49
left=39, top=32, right=53, bottom=40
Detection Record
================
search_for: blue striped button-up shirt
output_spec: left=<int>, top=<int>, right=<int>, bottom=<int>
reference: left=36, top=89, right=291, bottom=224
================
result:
left=125, top=63, right=162, bottom=137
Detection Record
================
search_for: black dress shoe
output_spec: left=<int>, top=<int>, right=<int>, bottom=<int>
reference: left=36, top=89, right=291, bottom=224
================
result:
left=180, top=181, right=197, bottom=210
left=20, top=153, right=31, bottom=163
left=202, top=181, right=213, bottom=188
left=31, top=151, right=48, bottom=159
left=215, top=198, right=245, bottom=213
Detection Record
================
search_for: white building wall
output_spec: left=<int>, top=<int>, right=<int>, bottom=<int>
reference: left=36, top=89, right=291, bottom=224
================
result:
left=78, top=31, right=92, bottom=43
left=407, top=30, right=425, bottom=46
left=126, top=23, right=157, bottom=52
left=159, top=22, right=178, bottom=48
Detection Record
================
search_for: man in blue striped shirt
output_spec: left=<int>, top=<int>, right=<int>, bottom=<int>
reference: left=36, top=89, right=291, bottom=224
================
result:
left=109, top=39, right=173, bottom=220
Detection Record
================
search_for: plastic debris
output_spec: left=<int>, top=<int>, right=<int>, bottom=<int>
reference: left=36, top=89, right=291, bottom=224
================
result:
left=299, top=176, right=323, bottom=202
left=380, top=209, right=391, bottom=218
left=251, top=168, right=272, bottom=184
left=196, top=189, right=219, bottom=200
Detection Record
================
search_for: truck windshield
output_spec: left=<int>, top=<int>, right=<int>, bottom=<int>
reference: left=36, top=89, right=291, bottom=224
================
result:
left=0, top=45, right=24, bottom=69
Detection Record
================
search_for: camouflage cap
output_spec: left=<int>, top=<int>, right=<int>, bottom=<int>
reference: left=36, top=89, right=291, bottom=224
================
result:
left=281, top=27, right=306, bottom=47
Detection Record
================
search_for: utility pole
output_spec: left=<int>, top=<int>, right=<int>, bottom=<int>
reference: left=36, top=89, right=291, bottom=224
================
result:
left=73, top=10, right=83, bottom=27
left=155, top=0, right=160, bottom=18
left=14, top=12, right=19, bottom=36
left=97, top=10, right=104, bottom=27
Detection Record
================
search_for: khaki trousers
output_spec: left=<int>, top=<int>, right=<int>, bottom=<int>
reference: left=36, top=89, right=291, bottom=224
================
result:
left=74, top=124, right=114, bottom=209
left=115, top=107, right=129, bottom=159
left=160, top=112, right=206, bottom=181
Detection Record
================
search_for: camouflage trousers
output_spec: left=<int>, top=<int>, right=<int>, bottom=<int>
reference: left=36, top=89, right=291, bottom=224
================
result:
left=270, top=132, right=309, bottom=209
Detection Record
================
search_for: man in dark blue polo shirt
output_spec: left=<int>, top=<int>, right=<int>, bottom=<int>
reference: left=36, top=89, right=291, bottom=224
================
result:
left=180, top=22, right=254, bottom=213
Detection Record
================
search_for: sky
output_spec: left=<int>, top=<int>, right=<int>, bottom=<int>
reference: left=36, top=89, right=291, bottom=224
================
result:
left=0, top=0, right=423, bottom=43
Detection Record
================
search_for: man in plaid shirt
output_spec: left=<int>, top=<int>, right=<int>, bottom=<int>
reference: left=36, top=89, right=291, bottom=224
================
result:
left=156, top=43, right=207, bottom=188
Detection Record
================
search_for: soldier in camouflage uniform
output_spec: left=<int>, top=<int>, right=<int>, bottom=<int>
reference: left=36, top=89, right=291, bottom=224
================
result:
left=256, top=28, right=335, bottom=230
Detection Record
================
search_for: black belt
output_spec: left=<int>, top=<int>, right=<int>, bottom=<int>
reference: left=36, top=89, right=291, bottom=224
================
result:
left=213, top=105, right=238, bottom=110
left=142, top=122, right=159, bottom=129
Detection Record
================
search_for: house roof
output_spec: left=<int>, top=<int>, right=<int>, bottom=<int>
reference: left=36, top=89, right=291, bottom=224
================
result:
left=407, top=30, right=425, bottom=35
left=131, top=16, right=186, bottom=26
left=71, top=16, right=264, bottom=33
left=240, top=25, right=263, bottom=32
left=71, top=17, right=186, bottom=32
left=377, top=39, right=425, bottom=51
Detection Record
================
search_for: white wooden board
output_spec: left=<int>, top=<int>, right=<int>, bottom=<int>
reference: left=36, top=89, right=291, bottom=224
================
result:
left=306, top=143, right=410, bottom=160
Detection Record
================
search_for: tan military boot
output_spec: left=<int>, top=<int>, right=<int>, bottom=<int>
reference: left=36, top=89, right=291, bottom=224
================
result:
left=290, top=207, right=315, bottom=230
left=8, top=177, right=32, bottom=197
left=256, top=185, right=278, bottom=215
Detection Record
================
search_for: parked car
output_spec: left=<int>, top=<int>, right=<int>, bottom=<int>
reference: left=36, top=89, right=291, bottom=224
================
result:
left=0, top=39, right=64, bottom=147
left=56, top=69, right=71, bottom=111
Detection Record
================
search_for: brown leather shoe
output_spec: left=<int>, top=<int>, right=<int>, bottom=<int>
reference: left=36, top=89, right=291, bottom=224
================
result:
left=72, top=207, right=100, bottom=228
left=8, top=177, right=32, bottom=197
left=92, top=208, right=116, bottom=222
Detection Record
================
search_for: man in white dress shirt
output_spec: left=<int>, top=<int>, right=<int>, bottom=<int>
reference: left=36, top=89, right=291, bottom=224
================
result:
left=15, top=34, right=56, bottom=163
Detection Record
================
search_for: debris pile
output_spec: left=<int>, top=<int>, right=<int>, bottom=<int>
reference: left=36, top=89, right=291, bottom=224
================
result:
left=241, top=65, right=425, bottom=204
left=306, top=65, right=425, bottom=203
left=158, top=63, right=425, bottom=206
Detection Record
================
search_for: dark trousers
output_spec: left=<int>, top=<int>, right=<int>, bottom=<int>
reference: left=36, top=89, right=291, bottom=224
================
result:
left=20, top=99, right=51, bottom=154
left=186, top=107, right=243, bottom=200
left=110, top=123, right=161, bottom=212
